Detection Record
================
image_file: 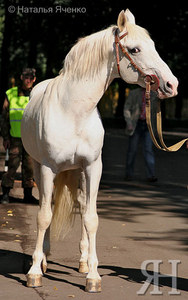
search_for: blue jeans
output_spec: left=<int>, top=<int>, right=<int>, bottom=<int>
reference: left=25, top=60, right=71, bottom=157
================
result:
left=126, top=120, right=155, bottom=178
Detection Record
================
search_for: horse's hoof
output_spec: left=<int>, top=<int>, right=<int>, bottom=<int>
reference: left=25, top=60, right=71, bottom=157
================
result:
left=85, top=278, right=101, bottom=293
left=79, top=262, right=89, bottom=273
left=26, top=274, right=42, bottom=287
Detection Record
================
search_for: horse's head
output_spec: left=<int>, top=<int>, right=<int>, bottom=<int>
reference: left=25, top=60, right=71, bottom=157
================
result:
left=115, top=9, right=178, bottom=99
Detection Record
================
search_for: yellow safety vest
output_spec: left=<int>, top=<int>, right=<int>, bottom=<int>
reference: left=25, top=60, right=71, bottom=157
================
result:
left=6, top=87, right=29, bottom=138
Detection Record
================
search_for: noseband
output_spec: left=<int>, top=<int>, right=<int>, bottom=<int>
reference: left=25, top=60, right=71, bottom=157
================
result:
left=115, top=28, right=188, bottom=152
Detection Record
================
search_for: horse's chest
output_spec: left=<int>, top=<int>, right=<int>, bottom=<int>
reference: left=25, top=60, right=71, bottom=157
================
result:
left=76, top=138, right=101, bottom=163
left=45, top=137, right=100, bottom=173
left=43, top=109, right=104, bottom=170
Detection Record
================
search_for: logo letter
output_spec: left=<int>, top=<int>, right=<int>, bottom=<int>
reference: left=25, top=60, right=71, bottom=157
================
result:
left=137, top=260, right=162, bottom=295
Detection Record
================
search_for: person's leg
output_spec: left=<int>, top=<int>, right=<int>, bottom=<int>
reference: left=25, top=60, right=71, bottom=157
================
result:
left=142, top=126, right=156, bottom=180
left=126, top=124, right=140, bottom=178
left=22, top=145, right=36, bottom=203
left=1, top=138, right=22, bottom=203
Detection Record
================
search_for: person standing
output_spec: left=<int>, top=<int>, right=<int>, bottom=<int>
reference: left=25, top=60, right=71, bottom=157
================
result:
left=1, top=68, right=37, bottom=203
left=124, top=87, right=157, bottom=182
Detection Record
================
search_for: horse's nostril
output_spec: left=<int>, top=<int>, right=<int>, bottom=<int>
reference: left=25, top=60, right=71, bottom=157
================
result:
left=164, top=81, right=174, bottom=94
left=167, top=81, right=173, bottom=90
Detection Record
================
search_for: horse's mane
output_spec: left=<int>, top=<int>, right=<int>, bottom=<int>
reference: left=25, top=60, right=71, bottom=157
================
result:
left=60, top=25, right=116, bottom=80
left=60, top=23, right=150, bottom=80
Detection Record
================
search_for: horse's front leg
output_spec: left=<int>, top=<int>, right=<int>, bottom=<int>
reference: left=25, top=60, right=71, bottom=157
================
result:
left=30, top=160, right=49, bottom=274
left=27, top=165, right=54, bottom=287
left=83, top=155, right=102, bottom=293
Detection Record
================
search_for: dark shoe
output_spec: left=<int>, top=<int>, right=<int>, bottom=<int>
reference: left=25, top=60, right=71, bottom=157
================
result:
left=1, top=187, right=10, bottom=204
left=24, top=188, right=38, bottom=204
left=147, top=176, right=158, bottom=183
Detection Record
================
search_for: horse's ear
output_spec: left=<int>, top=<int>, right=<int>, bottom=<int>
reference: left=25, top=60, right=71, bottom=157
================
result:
left=125, top=9, right=135, bottom=24
left=117, top=10, right=127, bottom=32
left=117, top=9, right=135, bottom=31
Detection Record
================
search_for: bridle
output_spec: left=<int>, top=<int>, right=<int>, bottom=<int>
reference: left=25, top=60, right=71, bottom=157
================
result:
left=115, top=28, right=160, bottom=90
left=115, top=28, right=188, bottom=152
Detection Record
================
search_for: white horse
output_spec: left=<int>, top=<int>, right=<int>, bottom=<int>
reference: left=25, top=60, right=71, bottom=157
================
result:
left=21, top=9, right=178, bottom=292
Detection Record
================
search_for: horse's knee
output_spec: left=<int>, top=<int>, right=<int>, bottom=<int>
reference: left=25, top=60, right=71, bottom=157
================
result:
left=37, top=207, right=52, bottom=230
left=84, top=213, right=98, bottom=233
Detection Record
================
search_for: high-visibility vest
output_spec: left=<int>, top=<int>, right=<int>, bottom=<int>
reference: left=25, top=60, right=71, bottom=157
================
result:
left=6, top=87, right=29, bottom=138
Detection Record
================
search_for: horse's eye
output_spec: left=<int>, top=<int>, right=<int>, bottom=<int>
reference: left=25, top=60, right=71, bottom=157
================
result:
left=129, top=47, right=140, bottom=54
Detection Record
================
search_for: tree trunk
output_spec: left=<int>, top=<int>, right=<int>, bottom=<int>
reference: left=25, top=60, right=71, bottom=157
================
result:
left=0, top=1, right=12, bottom=109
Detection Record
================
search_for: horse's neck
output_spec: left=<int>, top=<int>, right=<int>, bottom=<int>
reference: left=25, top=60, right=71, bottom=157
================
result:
left=58, top=64, right=115, bottom=117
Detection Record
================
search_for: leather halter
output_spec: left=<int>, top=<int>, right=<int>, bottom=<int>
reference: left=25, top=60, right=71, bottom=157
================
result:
left=115, top=28, right=188, bottom=152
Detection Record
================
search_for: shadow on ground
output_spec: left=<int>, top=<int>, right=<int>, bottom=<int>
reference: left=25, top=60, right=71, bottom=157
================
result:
left=0, top=250, right=187, bottom=293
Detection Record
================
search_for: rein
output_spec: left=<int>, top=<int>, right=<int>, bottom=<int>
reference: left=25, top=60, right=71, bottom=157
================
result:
left=115, top=29, right=188, bottom=152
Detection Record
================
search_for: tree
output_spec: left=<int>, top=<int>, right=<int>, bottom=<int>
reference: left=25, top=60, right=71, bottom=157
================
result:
left=0, top=1, right=187, bottom=117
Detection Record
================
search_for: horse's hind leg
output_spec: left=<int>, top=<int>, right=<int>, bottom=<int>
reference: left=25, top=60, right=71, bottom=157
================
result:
left=27, top=165, right=54, bottom=287
left=79, top=217, right=89, bottom=273
left=78, top=171, right=89, bottom=274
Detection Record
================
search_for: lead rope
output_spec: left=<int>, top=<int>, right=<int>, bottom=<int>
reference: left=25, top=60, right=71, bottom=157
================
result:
left=145, top=77, right=188, bottom=152
left=156, top=101, right=188, bottom=151
left=145, top=77, right=163, bottom=150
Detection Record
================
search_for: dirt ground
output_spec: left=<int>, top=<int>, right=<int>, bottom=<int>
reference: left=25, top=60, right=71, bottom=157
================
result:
left=0, top=130, right=188, bottom=300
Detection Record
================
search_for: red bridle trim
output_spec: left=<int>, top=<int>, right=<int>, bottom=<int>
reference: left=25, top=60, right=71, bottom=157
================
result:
left=115, top=30, right=128, bottom=77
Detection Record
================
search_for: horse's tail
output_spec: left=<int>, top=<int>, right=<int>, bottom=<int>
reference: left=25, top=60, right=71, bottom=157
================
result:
left=50, top=170, right=79, bottom=241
